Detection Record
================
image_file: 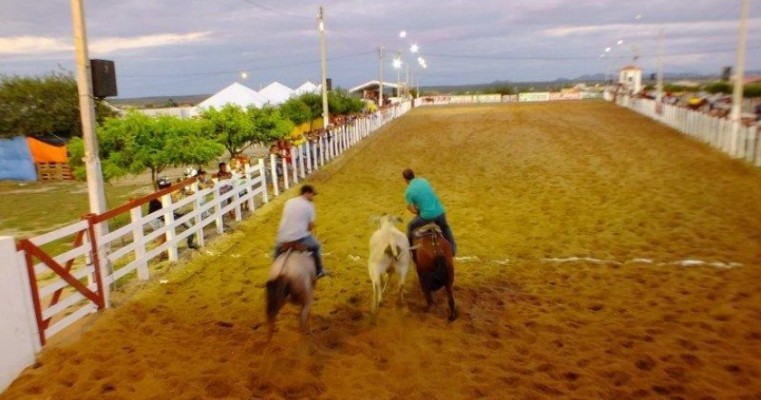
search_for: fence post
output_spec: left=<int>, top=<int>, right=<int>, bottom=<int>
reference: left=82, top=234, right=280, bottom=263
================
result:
left=305, top=141, right=313, bottom=174
left=0, top=237, right=39, bottom=392
left=160, top=194, right=179, bottom=262
left=269, top=154, right=279, bottom=197
left=319, top=135, right=325, bottom=166
left=259, top=159, right=269, bottom=204
left=291, top=153, right=299, bottom=184
left=129, top=206, right=150, bottom=280
left=298, top=144, right=306, bottom=178
left=282, top=157, right=290, bottom=190
left=192, top=189, right=206, bottom=248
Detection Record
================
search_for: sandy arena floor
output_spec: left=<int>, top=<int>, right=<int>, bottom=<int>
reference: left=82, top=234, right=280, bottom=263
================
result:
left=3, top=101, right=761, bottom=400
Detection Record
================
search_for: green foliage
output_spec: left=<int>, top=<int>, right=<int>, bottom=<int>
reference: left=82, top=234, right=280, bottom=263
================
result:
left=662, top=84, right=699, bottom=93
left=69, top=111, right=224, bottom=185
left=199, top=104, right=256, bottom=158
left=744, top=84, right=761, bottom=98
left=0, top=71, right=116, bottom=138
left=249, top=107, right=294, bottom=143
left=278, top=97, right=312, bottom=126
left=296, top=93, right=324, bottom=128
left=328, top=90, right=365, bottom=115
left=703, top=82, right=732, bottom=94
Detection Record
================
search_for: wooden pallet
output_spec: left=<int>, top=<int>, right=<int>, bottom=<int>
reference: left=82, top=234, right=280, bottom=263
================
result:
left=36, top=162, right=74, bottom=181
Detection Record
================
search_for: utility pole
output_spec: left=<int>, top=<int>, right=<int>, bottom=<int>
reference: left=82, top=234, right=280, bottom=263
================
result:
left=405, top=64, right=410, bottom=98
left=656, top=29, right=664, bottom=106
left=71, top=0, right=110, bottom=304
left=729, top=0, right=750, bottom=157
left=378, top=46, right=384, bottom=107
left=71, top=0, right=108, bottom=218
left=318, top=6, right=329, bottom=129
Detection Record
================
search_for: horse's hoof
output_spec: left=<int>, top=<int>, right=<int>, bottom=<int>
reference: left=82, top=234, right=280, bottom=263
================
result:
left=448, top=312, right=458, bottom=322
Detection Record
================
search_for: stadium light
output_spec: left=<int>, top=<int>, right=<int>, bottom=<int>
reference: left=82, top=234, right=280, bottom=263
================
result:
left=399, top=30, right=407, bottom=38
left=410, top=43, right=419, bottom=54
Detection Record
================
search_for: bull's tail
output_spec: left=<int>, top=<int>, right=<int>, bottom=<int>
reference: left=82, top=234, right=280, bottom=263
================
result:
left=384, top=241, right=402, bottom=260
left=266, top=276, right=290, bottom=323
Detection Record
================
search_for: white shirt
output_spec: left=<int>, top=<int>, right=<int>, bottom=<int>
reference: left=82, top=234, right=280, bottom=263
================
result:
left=276, top=196, right=315, bottom=242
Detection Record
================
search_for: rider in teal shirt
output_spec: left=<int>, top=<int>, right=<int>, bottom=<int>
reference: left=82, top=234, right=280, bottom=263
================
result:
left=403, top=168, right=456, bottom=256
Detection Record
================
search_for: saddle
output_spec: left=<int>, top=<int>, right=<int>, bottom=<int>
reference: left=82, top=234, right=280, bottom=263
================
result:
left=278, top=241, right=308, bottom=253
left=413, top=223, right=442, bottom=238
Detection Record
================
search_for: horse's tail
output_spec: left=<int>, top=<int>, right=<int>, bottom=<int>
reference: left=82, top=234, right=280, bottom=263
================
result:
left=266, top=276, right=290, bottom=323
left=423, top=255, right=449, bottom=292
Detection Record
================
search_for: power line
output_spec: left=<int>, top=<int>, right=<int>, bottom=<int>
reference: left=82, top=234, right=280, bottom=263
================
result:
left=239, top=0, right=311, bottom=19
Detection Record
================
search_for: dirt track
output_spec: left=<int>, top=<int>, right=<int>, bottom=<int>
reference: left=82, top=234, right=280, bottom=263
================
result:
left=3, top=101, right=761, bottom=400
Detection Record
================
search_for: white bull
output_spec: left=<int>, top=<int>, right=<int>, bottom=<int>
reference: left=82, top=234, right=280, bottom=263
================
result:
left=368, top=214, right=411, bottom=315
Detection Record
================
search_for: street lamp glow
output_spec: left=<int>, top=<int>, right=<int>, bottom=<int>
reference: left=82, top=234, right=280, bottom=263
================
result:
left=393, top=58, right=402, bottom=69
left=240, top=71, right=248, bottom=80
left=399, top=30, right=407, bottom=38
left=410, top=43, right=419, bottom=54
left=605, top=47, right=611, bottom=52
left=617, top=40, right=624, bottom=45
left=635, top=14, right=642, bottom=20
left=319, top=21, right=325, bottom=32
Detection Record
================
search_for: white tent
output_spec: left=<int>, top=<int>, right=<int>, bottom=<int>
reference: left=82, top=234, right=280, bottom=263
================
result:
left=294, top=81, right=320, bottom=96
left=258, top=81, right=295, bottom=105
left=194, top=82, right=268, bottom=112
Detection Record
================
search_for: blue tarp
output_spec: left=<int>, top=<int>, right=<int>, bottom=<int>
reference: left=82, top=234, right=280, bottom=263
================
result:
left=0, top=136, right=37, bottom=181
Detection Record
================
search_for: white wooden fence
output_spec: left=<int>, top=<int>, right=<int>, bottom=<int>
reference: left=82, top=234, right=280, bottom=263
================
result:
left=617, top=97, right=761, bottom=167
left=0, top=101, right=411, bottom=393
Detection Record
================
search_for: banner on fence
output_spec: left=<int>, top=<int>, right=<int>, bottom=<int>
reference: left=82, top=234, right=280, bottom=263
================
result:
left=549, top=92, right=582, bottom=101
left=519, top=92, right=550, bottom=102
left=501, top=95, right=519, bottom=103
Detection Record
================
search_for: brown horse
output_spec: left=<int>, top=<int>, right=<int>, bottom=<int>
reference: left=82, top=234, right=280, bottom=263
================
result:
left=412, top=223, right=457, bottom=321
left=265, top=248, right=316, bottom=335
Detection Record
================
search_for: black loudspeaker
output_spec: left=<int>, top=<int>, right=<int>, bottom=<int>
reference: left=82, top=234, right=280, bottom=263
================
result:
left=326, top=78, right=332, bottom=91
left=90, top=59, right=118, bottom=98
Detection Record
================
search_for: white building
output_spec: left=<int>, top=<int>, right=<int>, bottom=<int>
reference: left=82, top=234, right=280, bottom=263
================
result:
left=619, top=65, right=642, bottom=95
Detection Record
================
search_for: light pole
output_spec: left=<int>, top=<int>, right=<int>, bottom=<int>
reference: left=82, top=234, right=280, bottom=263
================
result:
left=318, top=6, right=329, bottom=129
left=730, top=0, right=750, bottom=157
left=393, top=53, right=402, bottom=98
left=378, top=46, right=384, bottom=106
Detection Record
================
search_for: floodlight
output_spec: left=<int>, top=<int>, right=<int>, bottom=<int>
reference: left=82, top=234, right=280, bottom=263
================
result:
left=399, top=30, right=407, bottom=38
left=410, top=44, right=419, bottom=54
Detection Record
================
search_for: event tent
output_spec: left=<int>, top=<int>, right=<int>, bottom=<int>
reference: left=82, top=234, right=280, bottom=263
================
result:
left=294, top=81, right=320, bottom=96
left=195, top=82, right=268, bottom=112
left=0, top=137, right=37, bottom=181
left=258, top=81, right=295, bottom=105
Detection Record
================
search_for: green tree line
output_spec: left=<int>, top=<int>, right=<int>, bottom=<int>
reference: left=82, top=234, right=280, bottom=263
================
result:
left=1, top=72, right=367, bottom=186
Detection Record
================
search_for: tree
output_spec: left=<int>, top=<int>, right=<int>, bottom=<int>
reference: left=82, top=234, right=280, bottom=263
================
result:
left=249, top=106, right=294, bottom=143
left=68, top=111, right=224, bottom=186
left=328, top=90, right=364, bottom=115
left=278, top=97, right=312, bottom=126
left=0, top=71, right=116, bottom=138
left=199, top=104, right=256, bottom=158
left=295, top=92, right=324, bottom=129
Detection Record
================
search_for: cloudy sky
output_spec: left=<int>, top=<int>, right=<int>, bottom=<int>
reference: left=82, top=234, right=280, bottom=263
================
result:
left=1, top=0, right=759, bottom=98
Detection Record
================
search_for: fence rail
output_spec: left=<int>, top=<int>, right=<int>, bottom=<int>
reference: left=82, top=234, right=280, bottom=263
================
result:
left=617, top=97, right=761, bottom=167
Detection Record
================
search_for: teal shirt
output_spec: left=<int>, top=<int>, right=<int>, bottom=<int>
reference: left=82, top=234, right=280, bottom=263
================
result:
left=405, top=177, right=445, bottom=219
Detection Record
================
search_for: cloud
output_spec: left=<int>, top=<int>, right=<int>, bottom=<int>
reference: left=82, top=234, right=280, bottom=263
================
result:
left=0, top=36, right=70, bottom=55
left=0, top=31, right=211, bottom=56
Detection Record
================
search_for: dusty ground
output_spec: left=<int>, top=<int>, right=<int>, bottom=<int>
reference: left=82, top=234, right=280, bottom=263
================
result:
left=3, top=101, right=761, bottom=400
